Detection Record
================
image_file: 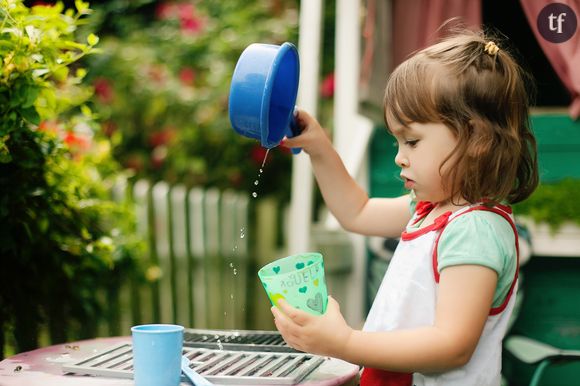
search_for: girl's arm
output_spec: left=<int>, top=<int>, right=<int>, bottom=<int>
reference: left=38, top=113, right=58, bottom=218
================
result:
left=284, top=110, right=411, bottom=238
left=272, top=264, right=498, bottom=372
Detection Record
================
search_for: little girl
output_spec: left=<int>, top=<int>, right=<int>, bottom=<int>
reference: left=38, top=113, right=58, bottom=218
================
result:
left=272, top=29, right=539, bottom=386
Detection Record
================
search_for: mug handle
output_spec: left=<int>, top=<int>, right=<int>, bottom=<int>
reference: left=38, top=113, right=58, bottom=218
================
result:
left=287, top=106, right=302, bottom=155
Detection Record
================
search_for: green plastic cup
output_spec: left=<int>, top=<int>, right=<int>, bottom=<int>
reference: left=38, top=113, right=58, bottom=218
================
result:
left=258, top=252, right=328, bottom=315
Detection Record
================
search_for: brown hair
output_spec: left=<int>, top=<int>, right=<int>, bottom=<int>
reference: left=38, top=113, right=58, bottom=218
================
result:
left=384, top=28, right=539, bottom=205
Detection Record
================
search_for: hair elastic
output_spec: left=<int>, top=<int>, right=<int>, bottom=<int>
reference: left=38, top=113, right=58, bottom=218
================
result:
left=484, top=41, right=499, bottom=56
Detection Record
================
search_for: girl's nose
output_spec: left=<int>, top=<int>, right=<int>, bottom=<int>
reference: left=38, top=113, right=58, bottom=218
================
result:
left=395, top=150, right=409, bottom=167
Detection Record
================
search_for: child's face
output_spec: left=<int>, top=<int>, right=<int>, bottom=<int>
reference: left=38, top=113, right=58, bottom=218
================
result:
left=389, top=121, right=458, bottom=203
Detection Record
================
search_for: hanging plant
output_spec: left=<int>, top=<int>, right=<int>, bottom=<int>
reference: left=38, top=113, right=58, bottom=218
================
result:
left=514, top=178, right=580, bottom=232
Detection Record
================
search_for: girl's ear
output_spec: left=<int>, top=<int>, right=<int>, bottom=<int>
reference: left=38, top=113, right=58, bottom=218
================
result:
left=466, top=118, right=489, bottom=138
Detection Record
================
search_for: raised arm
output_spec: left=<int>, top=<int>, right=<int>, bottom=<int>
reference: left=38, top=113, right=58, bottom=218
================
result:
left=284, top=110, right=411, bottom=238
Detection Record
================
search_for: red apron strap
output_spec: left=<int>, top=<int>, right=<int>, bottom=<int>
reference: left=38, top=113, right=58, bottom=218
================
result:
left=360, top=368, right=413, bottom=386
left=431, top=205, right=520, bottom=315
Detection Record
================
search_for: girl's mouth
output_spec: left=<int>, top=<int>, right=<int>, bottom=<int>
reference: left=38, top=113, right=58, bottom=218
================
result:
left=403, top=178, right=415, bottom=190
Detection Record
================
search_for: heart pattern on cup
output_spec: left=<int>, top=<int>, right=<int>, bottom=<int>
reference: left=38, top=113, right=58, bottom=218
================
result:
left=273, top=266, right=281, bottom=274
left=298, top=286, right=307, bottom=293
left=313, top=279, right=319, bottom=287
left=307, top=292, right=324, bottom=313
left=295, top=262, right=305, bottom=269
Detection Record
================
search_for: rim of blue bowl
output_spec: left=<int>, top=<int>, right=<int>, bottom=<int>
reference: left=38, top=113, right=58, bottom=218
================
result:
left=260, top=42, right=299, bottom=148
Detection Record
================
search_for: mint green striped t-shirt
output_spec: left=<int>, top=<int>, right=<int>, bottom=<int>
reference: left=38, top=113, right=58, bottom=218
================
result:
left=408, top=205, right=517, bottom=308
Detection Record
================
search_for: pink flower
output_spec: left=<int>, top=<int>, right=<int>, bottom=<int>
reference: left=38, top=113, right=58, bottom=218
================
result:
left=178, top=3, right=204, bottom=34
left=178, top=3, right=196, bottom=20
left=320, top=72, right=335, bottom=99
left=147, top=65, right=167, bottom=85
left=37, top=120, right=61, bottom=135
left=181, top=17, right=203, bottom=34
left=157, top=2, right=204, bottom=34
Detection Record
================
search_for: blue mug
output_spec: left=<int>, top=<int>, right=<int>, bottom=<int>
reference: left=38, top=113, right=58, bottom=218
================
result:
left=131, top=324, right=184, bottom=386
left=229, top=42, right=301, bottom=154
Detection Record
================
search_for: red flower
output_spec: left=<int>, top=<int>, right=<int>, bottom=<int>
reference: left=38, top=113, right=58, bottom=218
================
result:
left=102, top=121, right=117, bottom=137
left=250, top=145, right=268, bottom=165
left=156, top=3, right=175, bottom=20
left=63, top=131, right=91, bottom=154
left=125, top=154, right=145, bottom=172
left=179, top=67, right=196, bottom=87
left=93, top=77, right=114, bottom=104
left=32, top=1, right=53, bottom=7
left=320, top=72, right=335, bottom=99
left=149, top=128, right=176, bottom=147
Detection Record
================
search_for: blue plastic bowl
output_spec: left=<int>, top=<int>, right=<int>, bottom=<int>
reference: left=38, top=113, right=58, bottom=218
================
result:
left=229, top=42, right=300, bottom=152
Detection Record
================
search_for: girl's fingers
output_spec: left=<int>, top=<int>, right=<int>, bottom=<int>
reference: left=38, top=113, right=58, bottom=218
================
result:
left=276, top=299, right=311, bottom=326
left=271, top=306, right=298, bottom=334
left=327, top=295, right=340, bottom=311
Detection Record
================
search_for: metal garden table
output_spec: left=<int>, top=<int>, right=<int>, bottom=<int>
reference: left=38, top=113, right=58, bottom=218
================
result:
left=0, top=336, right=359, bottom=386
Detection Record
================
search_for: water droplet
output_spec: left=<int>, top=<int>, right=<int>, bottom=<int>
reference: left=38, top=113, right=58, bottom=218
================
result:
left=259, top=168, right=263, bottom=174
left=230, top=294, right=234, bottom=299
left=229, top=262, right=234, bottom=268
left=240, top=227, right=245, bottom=239
left=252, top=192, right=257, bottom=198
left=254, top=180, right=259, bottom=186
left=233, top=269, right=237, bottom=275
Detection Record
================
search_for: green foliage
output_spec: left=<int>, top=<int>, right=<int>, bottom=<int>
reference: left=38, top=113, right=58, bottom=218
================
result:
left=83, top=0, right=299, bottom=199
left=514, top=179, right=580, bottom=231
left=0, top=0, right=142, bottom=355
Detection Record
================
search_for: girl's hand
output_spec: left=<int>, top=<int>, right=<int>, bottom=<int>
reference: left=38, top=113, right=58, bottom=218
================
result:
left=271, top=296, right=353, bottom=358
left=282, top=109, right=333, bottom=158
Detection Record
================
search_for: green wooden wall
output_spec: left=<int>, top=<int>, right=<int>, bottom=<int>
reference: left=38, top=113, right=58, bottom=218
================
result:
left=369, top=112, right=580, bottom=198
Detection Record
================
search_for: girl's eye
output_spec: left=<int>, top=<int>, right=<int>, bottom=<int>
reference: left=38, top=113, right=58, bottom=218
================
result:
left=405, top=140, right=419, bottom=147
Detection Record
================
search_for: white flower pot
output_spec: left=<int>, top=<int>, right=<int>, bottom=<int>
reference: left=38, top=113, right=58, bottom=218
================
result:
left=517, top=217, right=580, bottom=257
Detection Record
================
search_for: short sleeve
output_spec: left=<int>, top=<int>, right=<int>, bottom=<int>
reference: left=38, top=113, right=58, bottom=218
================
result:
left=437, top=211, right=517, bottom=307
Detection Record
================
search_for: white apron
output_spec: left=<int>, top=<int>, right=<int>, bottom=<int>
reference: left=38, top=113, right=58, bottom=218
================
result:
left=363, top=203, right=519, bottom=386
